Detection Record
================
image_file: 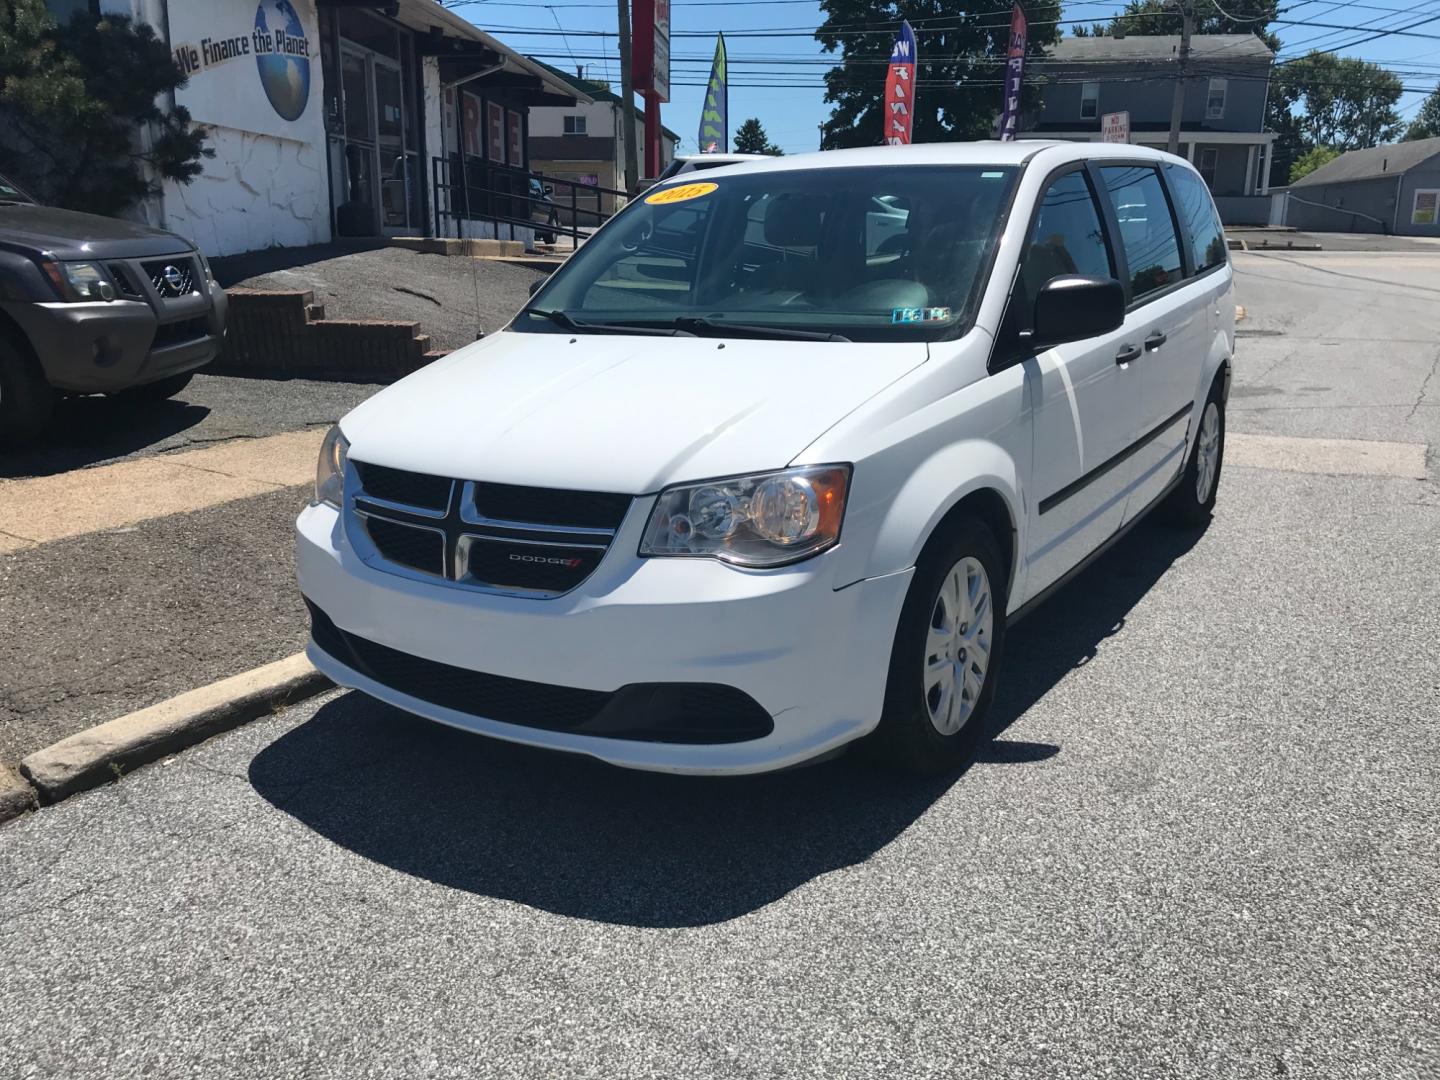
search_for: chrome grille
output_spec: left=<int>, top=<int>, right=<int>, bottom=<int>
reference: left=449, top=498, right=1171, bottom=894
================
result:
left=348, top=462, right=630, bottom=597
left=143, top=257, right=196, bottom=297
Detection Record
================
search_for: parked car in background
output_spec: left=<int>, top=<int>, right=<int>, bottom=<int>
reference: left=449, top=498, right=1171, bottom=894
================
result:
left=0, top=172, right=227, bottom=444
left=529, top=179, right=560, bottom=245
left=635, top=153, right=770, bottom=194
left=298, top=142, right=1233, bottom=777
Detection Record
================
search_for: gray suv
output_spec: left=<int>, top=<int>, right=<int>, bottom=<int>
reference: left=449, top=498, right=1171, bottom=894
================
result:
left=0, top=172, right=228, bottom=444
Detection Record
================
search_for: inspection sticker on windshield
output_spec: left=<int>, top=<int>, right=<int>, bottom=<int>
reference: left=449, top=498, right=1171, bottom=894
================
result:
left=645, top=182, right=718, bottom=206
left=892, top=306, right=952, bottom=324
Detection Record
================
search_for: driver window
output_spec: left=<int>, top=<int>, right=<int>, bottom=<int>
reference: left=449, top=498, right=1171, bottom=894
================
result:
left=1020, top=171, right=1114, bottom=305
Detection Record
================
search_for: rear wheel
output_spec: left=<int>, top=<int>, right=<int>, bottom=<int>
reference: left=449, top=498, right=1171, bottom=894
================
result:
left=119, top=371, right=194, bottom=404
left=0, top=334, right=54, bottom=445
left=871, top=517, right=1008, bottom=775
left=1166, top=375, right=1225, bottom=526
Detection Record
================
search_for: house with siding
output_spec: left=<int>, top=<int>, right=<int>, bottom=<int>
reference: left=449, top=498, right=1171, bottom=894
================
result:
left=1024, top=33, right=1277, bottom=224
left=1280, top=137, right=1440, bottom=235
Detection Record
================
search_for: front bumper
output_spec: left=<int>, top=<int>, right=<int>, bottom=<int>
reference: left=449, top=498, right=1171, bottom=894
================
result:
left=296, top=501, right=912, bottom=774
left=4, top=284, right=226, bottom=393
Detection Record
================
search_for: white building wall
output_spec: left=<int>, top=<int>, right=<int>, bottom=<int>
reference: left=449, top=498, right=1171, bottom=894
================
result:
left=108, top=0, right=331, bottom=255
left=529, top=99, right=615, bottom=138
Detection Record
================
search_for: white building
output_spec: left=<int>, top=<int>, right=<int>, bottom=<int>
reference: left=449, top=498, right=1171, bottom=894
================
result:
left=45, top=0, right=583, bottom=254
left=526, top=60, right=678, bottom=220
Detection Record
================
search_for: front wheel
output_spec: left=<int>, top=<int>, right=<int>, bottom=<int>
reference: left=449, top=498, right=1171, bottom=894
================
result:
left=1166, top=379, right=1225, bottom=526
left=871, top=518, right=1008, bottom=775
left=0, top=335, right=54, bottom=445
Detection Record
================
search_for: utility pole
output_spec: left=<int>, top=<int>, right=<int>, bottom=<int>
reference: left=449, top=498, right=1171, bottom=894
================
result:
left=617, top=0, right=639, bottom=194
left=1166, top=0, right=1194, bottom=156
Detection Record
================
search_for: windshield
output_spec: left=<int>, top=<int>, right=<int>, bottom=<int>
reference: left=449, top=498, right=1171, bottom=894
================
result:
left=516, top=164, right=1019, bottom=343
left=0, top=172, right=36, bottom=205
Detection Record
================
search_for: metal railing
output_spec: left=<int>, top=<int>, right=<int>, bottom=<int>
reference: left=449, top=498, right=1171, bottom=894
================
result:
left=431, top=156, right=627, bottom=244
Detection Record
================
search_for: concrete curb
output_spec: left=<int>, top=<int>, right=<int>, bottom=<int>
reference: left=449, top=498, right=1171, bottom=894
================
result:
left=0, top=765, right=38, bottom=825
left=18, top=654, right=332, bottom=806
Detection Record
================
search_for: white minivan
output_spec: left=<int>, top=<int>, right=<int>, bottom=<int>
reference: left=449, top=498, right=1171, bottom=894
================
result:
left=297, top=142, right=1233, bottom=775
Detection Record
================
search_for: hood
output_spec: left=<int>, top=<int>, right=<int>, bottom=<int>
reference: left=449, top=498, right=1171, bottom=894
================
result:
left=340, top=330, right=929, bottom=493
left=0, top=204, right=195, bottom=260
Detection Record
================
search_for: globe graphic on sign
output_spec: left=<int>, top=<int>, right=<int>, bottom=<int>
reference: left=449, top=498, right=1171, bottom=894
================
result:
left=254, top=0, right=310, bottom=122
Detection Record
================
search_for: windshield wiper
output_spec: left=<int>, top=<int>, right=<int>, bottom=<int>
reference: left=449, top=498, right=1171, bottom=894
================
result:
left=672, top=316, right=851, bottom=343
left=525, top=308, right=695, bottom=337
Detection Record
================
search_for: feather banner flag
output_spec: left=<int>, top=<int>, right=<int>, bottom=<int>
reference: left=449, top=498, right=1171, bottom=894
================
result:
left=998, top=2, right=1028, bottom=141
left=882, top=20, right=917, bottom=145
left=698, top=34, right=728, bottom=153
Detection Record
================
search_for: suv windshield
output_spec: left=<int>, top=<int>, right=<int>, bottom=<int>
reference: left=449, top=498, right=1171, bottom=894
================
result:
left=516, top=164, right=1019, bottom=343
left=0, top=172, right=36, bottom=205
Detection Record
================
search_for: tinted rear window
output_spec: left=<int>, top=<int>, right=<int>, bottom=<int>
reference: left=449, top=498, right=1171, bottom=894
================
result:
left=1165, top=164, right=1227, bottom=273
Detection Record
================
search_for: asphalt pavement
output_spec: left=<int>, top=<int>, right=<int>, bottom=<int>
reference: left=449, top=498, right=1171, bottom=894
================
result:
left=1, top=252, right=1437, bottom=1078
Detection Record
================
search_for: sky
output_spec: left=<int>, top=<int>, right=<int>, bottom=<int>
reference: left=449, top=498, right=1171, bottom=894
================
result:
left=445, top=0, right=1440, bottom=155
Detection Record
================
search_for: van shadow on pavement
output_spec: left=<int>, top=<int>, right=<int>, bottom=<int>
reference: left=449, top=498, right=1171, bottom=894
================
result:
left=249, top=519, right=1205, bottom=928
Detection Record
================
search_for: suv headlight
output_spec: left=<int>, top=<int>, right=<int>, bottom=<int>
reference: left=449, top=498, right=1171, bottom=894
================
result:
left=41, top=259, right=116, bottom=302
left=314, top=426, right=349, bottom=508
left=639, top=465, right=850, bottom=567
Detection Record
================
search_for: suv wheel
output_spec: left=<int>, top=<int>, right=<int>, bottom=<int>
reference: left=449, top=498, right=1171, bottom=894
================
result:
left=1166, top=373, right=1225, bottom=526
left=0, top=335, right=54, bottom=445
left=871, top=517, right=1008, bottom=775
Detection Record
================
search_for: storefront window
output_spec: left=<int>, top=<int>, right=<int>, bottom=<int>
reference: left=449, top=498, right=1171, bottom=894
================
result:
left=508, top=110, right=524, bottom=170
left=487, top=102, right=505, bottom=162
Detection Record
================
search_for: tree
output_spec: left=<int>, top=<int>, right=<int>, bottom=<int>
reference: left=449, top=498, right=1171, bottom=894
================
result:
left=733, top=117, right=784, bottom=155
left=1105, top=0, right=1280, bottom=50
left=0, top=1, right=209, bottom=214
left=1276, top=52, right=1402, bottom=153
left=1404, top=85, right=1440, bottom=141
left=816, top=0, right=1063, bottom=149
left=1288, top=144, right=1339, bottom=183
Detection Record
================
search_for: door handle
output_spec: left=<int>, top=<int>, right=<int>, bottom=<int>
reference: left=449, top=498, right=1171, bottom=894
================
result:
left=1144, top=331, right=1168, bottom=351
left=1115, top=343, right=1142, bottom=365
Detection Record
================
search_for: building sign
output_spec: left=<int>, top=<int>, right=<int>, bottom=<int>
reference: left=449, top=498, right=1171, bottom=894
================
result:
left=170, top=0, right=319, bottom=141
left=1101, top=110, right=1130, bottom=144
left=1413, top=189, right=1438, bottom=226
left=632, top=0, right=671, bottom=104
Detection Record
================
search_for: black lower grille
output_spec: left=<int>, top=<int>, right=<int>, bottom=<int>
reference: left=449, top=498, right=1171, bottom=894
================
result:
left=460, top=535, right=605, bottom=594
left=362, top=515, right=444, bottom=576
left=151, top=317, right=208, bottom=349
left=306, top=600, right=773, bottom=744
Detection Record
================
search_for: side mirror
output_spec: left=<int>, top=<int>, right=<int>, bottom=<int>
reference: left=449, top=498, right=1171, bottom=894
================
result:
left=528, top=278, right=545, bottom=297
left=543, top=184, right=554, bottom=195
left=1027, top=275, right=1125, bottom=351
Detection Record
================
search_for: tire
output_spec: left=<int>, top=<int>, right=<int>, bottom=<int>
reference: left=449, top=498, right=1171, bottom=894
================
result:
left=120, top=371, right=194, bottom=404
left=870, top=517, right=1009, bottom=775
left=1166, top=374, right=1225, bottom=527
left=0, top=333, right=54, bottom=446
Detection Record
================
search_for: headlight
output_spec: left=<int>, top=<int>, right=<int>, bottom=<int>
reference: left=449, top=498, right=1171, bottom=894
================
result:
left=314, top=426, right=349, bottom=508
left=41, top=260, right=115, bottom=302
left=639, top=465, right=850, bottom=567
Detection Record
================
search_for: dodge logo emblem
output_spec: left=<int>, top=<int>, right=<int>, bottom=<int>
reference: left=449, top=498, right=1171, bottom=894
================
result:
left=161, top=265, right=186, bottom=295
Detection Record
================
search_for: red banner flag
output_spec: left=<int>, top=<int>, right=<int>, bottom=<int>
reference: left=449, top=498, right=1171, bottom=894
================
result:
left=882, top=20, right=917, bottom=146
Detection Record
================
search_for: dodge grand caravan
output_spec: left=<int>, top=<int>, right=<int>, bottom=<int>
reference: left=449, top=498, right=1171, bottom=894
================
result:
left=296, top=142, right=1234, bottom=775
